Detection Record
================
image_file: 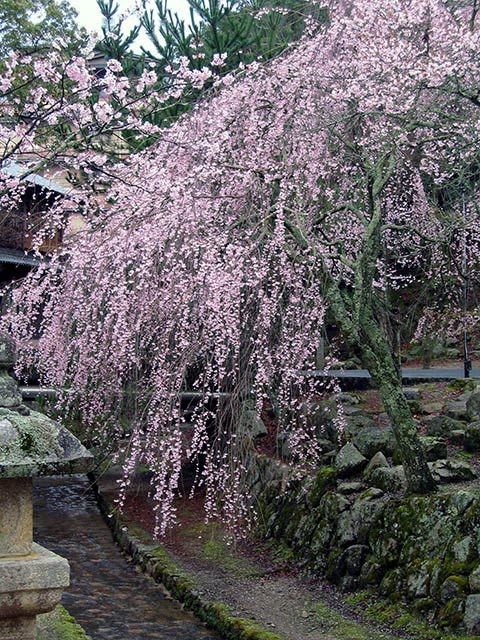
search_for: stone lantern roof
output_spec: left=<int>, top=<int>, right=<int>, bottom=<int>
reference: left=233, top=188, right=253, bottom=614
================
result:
left=0, top=332, right=93, bottom=478
left=0, top=409, right=93, bottom=478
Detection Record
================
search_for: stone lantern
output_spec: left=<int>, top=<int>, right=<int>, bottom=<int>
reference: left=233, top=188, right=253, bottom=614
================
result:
left=0, top=334, right=93, bottom=640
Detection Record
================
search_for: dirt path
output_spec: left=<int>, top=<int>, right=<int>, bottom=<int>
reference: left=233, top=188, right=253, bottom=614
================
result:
left=96, top=469, right=408, bottom=640
left=165, top=555, right=394, bottom=640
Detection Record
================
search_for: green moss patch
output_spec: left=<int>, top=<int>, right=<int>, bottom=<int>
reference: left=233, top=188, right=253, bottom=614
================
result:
left=201, top=538, right=260, bottom=576
left=308, top=601, right=392, bottom=640
left=37, top=606, right=90, bottom=640
left=446, top=379, right=476, bottom=392
left=346, top=591, right=478, bottom=640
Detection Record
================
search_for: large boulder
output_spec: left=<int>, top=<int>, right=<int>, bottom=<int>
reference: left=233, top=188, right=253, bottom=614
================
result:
left=335, top=443, right=367, bottom=477
left=353, top=426, right=396, bottom=458
left=342, top=544, right=370, bottom=576
left=338, top=392, right=360, bottom=405
left=450, top=490, right=476, bottom=515
left=421, top=401, right=445, bottom=415
left=363, top=451, right=390, bottom=483
left=369, top=466, right=407, bottom=493
left=464, top=595, right=480, bottom=634
left=429, top=459, right=477, bottom=484
left=406, top=561, right=433, bottom=599
left=452, top=535, right=476, bottom=563
left=426, top=415, right=465, bottom=438
left=469, top=567, right=480, bottom=593
left=467, top=391, right=480, bottom=421
left=342, top=405, right=369, bottom=417
left=345, top=415, right=378, bottom=438
left=440, top=576, right=468, bottom=603
left=337, top=488, right=386, bottom=547
left=450, top=429, right=466, bottom=444
left=445, top=399, right=469, bottom=421
left=419, top=436, right=448, bottom=461
left=464, top=422, right=480, bottom=453
left=337, top=481, right=364, bottom=495
left=403, top=387, right=421, bottom=401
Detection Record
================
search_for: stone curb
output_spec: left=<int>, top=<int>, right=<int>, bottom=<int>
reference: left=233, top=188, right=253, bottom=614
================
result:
left=90, top=475, right=285, bottom=640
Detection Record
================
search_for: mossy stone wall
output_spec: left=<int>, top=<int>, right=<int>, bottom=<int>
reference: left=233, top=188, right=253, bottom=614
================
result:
left=252, top=455, right=480, bottom=635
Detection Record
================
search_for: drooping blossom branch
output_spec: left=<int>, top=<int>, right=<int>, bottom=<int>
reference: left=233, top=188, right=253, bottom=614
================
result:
left=4, top=0, right=480, bottom=531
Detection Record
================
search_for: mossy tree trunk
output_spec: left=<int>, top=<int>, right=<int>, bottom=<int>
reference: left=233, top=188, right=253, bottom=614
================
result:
left=286, top=156, right=437, bottom=493
left=327, top=280, right=436, bottom=494
left=357, top=310, right=437, bottom=494
left=322, top=158, right=436, bottom=494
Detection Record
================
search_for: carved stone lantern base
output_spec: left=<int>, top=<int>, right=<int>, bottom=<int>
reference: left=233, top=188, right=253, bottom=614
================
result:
left=0, top=543, right=69, bottom=639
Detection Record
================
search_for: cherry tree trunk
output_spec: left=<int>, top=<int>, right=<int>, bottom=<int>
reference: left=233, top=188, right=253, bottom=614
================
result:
left=358, top=315, right=437, bottom=494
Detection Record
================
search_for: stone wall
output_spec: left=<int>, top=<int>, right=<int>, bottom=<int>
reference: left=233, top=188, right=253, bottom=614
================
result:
left=251, top=456, right=480, bottom=635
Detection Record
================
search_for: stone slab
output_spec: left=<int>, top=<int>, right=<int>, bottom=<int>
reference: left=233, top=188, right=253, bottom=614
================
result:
left=0, top=543, right=69, bottom=594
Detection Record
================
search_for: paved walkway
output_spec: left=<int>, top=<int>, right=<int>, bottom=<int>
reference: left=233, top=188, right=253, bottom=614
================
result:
left=20, top=366, right=480, bottom=402
left=301, top=367, right=480, bottom=379
left=33, top=475, right=220, bottom=640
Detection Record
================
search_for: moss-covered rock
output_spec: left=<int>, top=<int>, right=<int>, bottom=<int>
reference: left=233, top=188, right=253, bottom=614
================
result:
left=353, top=426, right=395, bottom=459
left=369, top=465, right=406, bottom=492
left=437, top=597, right=465, bottom=628
left=450, top=490, right=476, bottom=516
left=464, top=594, right=480, bottom=634
left=419, top=436, right=448, bottom=462
left=380, top=568, right=406, bottom=600
left=465, top=423, right=480, bottom=453
left=291, top=511, right=319, bottom=552
left=440, top=576, right=468, bottom=603
left=429, top=458, right=477, bottom=484
left=406, top=560, right=437, bottom=600
left=342, top=544, right=369, bottom=576
left=325, top=548, right=345, bottom=583
left=422, top=402, right=446, bottom=415
left=362, top=451, right=389, bottom=483
left=305, top=466, right=337, bottom=509
left=337, top=488, right=386, bottom=547
left=335, top=443, right=367, bottom=477
left=467, top=392, right=480, bottom=422
left=469, top=566, right=480, bottom=592
left=445, top=399, right=469, bottom=421
left=37, top=606, right=90, bottom=640
left=427, top=415, right=465, bottom=438
left=452, top=536, right=476, bottom=564
left=359, top=557, right=384, bottom=586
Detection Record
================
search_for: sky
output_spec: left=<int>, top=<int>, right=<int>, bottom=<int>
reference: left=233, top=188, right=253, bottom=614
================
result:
left=68, top=0, right=193, bottom=53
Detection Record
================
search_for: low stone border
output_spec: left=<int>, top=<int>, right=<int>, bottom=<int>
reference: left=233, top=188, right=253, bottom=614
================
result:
left=91, top=476, right=285, bottom=640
